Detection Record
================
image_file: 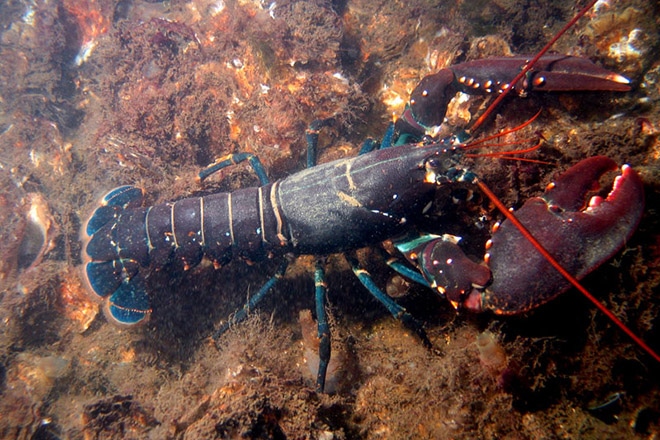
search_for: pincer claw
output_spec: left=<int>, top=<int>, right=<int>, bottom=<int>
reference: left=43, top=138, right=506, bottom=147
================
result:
left=520, top=55, right=631, bottom=92
left=475, top=156, right=644, bottom=314
left=407, top=55, right=631, bottom=130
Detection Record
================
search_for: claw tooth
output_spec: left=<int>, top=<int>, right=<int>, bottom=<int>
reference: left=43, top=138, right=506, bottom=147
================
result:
left=614, top=165, right=632, bottom=190
left=533, top=76, right=546, bottom=87
left=608, top=73, right=631, bottom=85
left=588, top=195, right=604, bottom=210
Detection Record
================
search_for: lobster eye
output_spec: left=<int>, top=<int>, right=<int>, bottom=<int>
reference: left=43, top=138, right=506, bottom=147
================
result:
left=426, top=157, right=441, bottom=169
left=423, top=156, right=443, bottom=184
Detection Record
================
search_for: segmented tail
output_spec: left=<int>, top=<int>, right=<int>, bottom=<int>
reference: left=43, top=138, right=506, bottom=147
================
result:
left=81, top=186, right=152, bottom=325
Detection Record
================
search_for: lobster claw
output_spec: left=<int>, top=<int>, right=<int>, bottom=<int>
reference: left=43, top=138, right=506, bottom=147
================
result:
left=407, top=55, right=631, bottom=129
left=394, top=233, right=492, bottom=308
left=468, top=156, right=645, bottom=314
left=518, top=55, right=632, bottom=92
left=399, top=157, right=644, bottom=315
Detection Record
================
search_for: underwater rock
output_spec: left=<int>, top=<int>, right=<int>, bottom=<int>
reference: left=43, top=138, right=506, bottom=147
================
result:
left=386, top=274, right=411, bottom=298
left=476, top=330, right=509, bottom=385
left=0, top=182, right=58, bottom=291
left=18, top=193, right=57, bottom=272
left=583, top=5, right=658, bottom=77
left=82, top=395, right=159, bottom=438
left=0, top=352, right=70, bottom=437
left=60, top=267, right=99, bottom=332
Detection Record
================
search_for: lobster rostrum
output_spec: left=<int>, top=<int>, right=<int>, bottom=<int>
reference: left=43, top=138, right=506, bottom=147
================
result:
left=80, top=4, right=659, bottom=391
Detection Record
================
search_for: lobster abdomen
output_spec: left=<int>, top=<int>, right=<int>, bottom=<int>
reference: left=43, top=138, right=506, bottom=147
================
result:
left=84, top=185, right=287, bottom=273
left=82, top=185, right=280, bottom=325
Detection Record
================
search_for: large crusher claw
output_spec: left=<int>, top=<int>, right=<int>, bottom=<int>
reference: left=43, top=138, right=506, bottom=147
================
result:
left=471, top=156, right=644, bottom=314
left=398, top=157, right=644, bottom=315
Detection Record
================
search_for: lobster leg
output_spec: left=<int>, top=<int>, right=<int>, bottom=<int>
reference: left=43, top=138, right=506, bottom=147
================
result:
left=358, top=121, right=396, bottom=153
left=198, top=152, right=269, bottom=185
left=380, top=248, right=430, bottom=288
left=306, top=118, right=335, bottom=168
left=346, top=254, right=431, bottom=348
left=309, top=118, right=396, bottom=159
left=211, top=260, right=289, bottom=339
left=314, top=260, right=331, bottom=392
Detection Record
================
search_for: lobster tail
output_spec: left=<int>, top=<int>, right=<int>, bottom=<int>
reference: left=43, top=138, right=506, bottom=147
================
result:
left=103, top=272, right=150, bottom=326
left=82, top=186, right=152, bottom=325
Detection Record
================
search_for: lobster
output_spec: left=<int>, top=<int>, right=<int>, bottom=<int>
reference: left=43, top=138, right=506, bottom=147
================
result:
left=81, top=141, right=474, bottom=323
left=80, top=3, right=658, bottom=393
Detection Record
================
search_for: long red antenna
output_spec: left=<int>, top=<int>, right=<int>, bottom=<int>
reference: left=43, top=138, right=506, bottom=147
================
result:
left=469, top=0, right=600, bottom=135
left=461, top=0, right=660, bottom=362
left=464, top=109, right=542, bottom=150
left=477, top=180, right=660, bottom=363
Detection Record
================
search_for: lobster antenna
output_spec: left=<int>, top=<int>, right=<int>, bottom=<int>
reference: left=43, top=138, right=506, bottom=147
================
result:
left=464, top=110, right=551, bottom=164
left=477, top=180, right=660, bottom=364
left=467, top=143, right=550, bottom=165
left=464, top=109, right=542, bottom=149
left=468, top=0, right=600, bottom=135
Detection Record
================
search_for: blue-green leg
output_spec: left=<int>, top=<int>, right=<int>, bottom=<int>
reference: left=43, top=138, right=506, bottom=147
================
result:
left=212, top=259, right=289, bottom=340
left=379, top=122, right=396, bottom=149
left=306, top=118, right=335, bottom=168
left=346, top=254, right=431, bottom=348
left=358, top=122, right=396, bottom=155
left=308, top=119, right=395, bottom=164
left=199, top=152, right=269, bottom=185
left=358, top=138, right=378, bottom=155
left=379, top=248, right=430, bottom=288
left=314, top=260, right=331, bottom=392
